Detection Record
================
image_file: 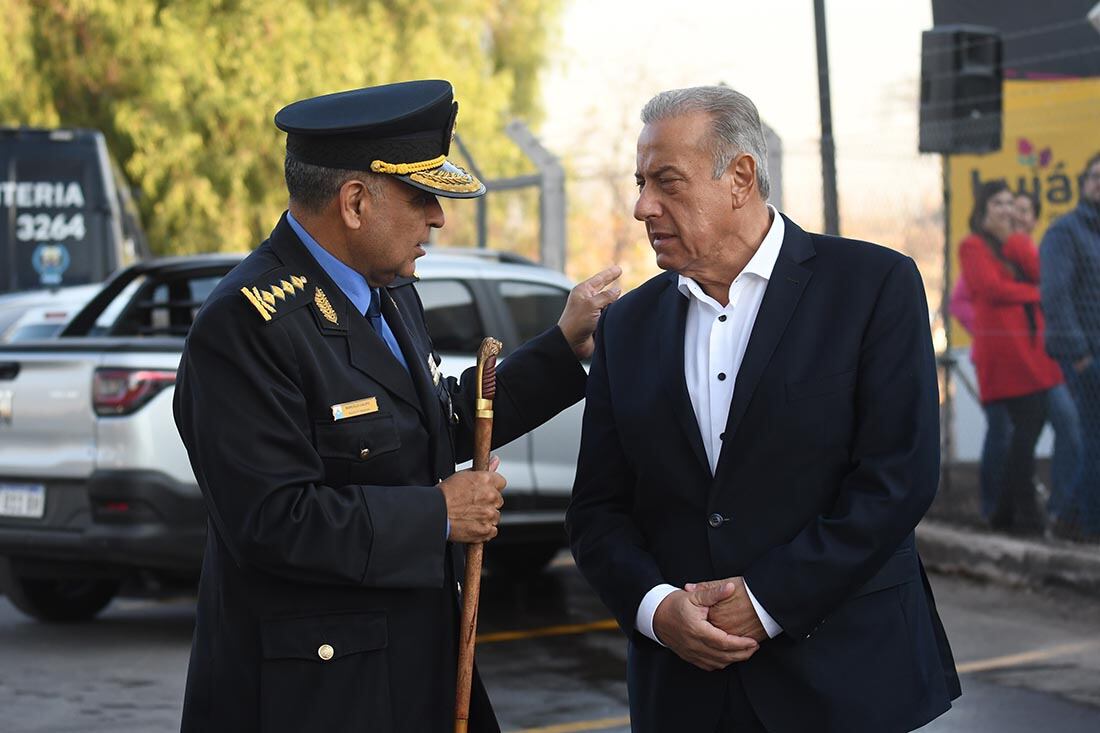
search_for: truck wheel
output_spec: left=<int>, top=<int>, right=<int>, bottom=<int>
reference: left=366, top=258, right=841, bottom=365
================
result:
left=487, top=542, right=562, bottom=576
left=0, top=561, right=118, bottom=623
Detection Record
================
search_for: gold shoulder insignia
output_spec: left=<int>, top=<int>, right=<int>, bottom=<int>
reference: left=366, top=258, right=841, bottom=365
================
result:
left=241, top=274, right=309, bottom=322
left=314, top=287, right=338, bottom=325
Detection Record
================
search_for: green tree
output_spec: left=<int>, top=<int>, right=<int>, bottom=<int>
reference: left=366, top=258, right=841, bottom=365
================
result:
left=0, top=0, right=563, bottom=254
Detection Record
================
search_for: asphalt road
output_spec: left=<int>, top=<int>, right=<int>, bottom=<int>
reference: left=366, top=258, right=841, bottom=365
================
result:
left=1, top=555, right=1098, bottom=732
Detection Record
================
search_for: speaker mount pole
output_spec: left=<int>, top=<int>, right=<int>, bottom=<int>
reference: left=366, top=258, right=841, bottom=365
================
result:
left=941, top=154, right=955, bottom=497
left=813, top=0, right=840, bottom=235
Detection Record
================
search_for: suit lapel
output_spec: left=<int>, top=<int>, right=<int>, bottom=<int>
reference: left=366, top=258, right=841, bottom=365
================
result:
left=381, top=288, right=439, bottom=434
left=656, top=274, right=710, bottom=473
left=346, top=308, right=424, bottom=419
left=267, top=213, right=423, bottom=416
left=714, top=218, right=815, bottom=478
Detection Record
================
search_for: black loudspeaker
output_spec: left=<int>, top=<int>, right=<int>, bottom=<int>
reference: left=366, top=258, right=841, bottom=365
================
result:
left=919, top=25, right=1003, bottom=154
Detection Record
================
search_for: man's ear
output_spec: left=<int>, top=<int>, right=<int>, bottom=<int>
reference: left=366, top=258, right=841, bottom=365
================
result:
left=728, top=153, right=758, bottom=209
left=338, top=179, right=371, bottom=230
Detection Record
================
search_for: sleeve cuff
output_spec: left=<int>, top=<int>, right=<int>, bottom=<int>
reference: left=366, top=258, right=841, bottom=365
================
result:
left=744, top=580, right=783, bottom=639
left=636, top=583, right=679, bottom=645
left=358, top=483, right=448, bottom=588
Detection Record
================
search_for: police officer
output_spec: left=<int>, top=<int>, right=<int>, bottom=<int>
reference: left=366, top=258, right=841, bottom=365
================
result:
left=174, top=79, right=621, bottom=733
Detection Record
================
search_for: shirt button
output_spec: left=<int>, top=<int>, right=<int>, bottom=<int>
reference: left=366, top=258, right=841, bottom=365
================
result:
left=717, top=373, right=727, bottom=381
left=718, top=315, right=727, bottom=322
left=708, top=513, right=725, bottom=528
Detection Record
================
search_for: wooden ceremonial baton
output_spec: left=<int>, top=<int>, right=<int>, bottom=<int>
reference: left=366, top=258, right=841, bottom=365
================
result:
left=455, top=336, right=502, bottom=733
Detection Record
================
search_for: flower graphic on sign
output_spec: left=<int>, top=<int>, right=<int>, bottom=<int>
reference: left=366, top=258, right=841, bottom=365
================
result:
left=1017, top=137, right=1052, bottom=169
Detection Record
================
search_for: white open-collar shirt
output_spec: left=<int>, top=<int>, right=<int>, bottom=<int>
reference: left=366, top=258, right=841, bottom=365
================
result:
left=636, top=205, right=785, bottom=643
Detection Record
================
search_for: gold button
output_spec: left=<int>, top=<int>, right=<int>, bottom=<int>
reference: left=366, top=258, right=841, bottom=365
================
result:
left=318, top=644, right=334, bottom=661
left=359, top=448, right=370, bottom=459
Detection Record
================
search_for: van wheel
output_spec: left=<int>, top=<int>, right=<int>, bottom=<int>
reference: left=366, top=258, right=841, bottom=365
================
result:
left=486, top=542, right=562, bottom=576
left=0, top=561, right=118, bottom=623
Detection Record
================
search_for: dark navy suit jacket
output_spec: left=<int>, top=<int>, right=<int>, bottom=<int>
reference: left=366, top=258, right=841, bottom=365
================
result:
left=567, top=216, right=961, bottom=733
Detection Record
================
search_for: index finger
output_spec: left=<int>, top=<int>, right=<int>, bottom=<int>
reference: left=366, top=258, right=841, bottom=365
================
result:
left=580, top=265, right=623, bottom=292
left=695, top=622, right=758, bottom=653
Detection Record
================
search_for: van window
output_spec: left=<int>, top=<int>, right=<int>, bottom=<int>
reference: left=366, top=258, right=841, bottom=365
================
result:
left=417, top=280, right=483, bottom=353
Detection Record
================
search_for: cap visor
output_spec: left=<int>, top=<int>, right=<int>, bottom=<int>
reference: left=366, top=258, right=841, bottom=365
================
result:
left=398, top=159, right=486, bottom=199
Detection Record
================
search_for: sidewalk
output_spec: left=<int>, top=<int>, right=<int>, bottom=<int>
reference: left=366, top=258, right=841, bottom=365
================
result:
left=917, top=519, right=1100, bottom=596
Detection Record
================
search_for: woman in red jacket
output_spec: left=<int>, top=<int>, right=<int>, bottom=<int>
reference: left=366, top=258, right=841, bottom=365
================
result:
left=959, top=180, right=1062, bottom=534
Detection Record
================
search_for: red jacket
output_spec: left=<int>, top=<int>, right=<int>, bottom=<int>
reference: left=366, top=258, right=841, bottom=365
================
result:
left=959, top=232, right=1063, bottom=403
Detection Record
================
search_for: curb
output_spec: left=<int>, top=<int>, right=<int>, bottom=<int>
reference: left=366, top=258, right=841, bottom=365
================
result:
left=917, top=520, right=1100, bottom=596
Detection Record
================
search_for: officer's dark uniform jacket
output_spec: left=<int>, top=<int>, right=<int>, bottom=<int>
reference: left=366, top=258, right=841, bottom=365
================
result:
left=174, top=214, right=586, bottom=733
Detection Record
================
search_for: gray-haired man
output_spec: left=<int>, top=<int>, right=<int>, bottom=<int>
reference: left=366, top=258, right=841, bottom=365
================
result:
left=567, top=86, right=960, bottom=732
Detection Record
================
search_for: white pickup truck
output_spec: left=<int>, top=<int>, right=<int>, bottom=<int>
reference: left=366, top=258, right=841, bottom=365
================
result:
left=0, top=249, right=583, bottom=622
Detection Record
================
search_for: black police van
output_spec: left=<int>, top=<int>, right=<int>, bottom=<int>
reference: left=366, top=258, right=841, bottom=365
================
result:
left=0, top=127, right=148, bottom=296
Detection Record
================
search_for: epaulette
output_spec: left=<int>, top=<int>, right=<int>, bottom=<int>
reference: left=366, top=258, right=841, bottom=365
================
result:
left=240, top=268, right=314, bottom=323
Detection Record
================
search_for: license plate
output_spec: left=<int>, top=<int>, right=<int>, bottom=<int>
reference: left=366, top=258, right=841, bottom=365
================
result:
left=0, top=483, right=46, bottom=519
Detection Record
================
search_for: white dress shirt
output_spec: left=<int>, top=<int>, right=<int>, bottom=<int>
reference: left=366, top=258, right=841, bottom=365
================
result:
left=636, top=205, right=785, bottom=644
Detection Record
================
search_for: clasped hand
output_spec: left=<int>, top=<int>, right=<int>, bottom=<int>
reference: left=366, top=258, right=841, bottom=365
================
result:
left=653, top=576, right=767, bottom=672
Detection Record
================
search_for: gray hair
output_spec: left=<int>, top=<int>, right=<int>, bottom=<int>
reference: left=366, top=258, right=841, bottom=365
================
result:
left=641, top=86, right=770, bottom=200
left=284, top=153, right=384, bottom=213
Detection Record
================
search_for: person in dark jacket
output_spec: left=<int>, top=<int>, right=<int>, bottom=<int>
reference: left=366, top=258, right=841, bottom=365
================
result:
left=173, top=80, right=621, bottom=733
left=567, top=85, right=958, bottom=733
left=1011, top=192, right=1082, bottom=535
left=1040, top=151, right=1100, bottom=539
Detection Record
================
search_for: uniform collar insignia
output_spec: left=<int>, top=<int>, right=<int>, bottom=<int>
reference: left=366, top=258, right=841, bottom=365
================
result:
left=314, top=286, right=339, bottom=325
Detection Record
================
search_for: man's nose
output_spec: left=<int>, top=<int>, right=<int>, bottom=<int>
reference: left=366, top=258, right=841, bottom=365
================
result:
left=634, top=188, right=658, bottom=222
left=428, top=196, right=445, bottom=229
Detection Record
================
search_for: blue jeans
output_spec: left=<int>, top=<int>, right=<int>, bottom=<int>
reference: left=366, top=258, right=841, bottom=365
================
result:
left=1058, top=361, right=1100, bottom=536
left=980, top=384, right=1083, bottom=524
left=1045, top=383, right=1083, bottom=520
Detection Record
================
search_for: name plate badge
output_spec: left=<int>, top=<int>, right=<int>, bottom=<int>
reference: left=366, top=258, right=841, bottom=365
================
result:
left=331, top=397, right=378, bottom=421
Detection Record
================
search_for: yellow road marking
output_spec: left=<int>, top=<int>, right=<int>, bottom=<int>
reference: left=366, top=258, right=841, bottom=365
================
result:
left=510, top=715, right=631, bottom=733
left=957, top=640, right=1100, bottom=674
left=478, top=618, right=618, bottom=644
left=501, top=639, right=1100, bottom=733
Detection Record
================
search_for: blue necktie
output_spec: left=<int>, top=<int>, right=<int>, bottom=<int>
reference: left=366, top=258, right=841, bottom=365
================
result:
left=365, top=288, right=383, bottom=333
left=367, top=288, right=409, bottom=371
